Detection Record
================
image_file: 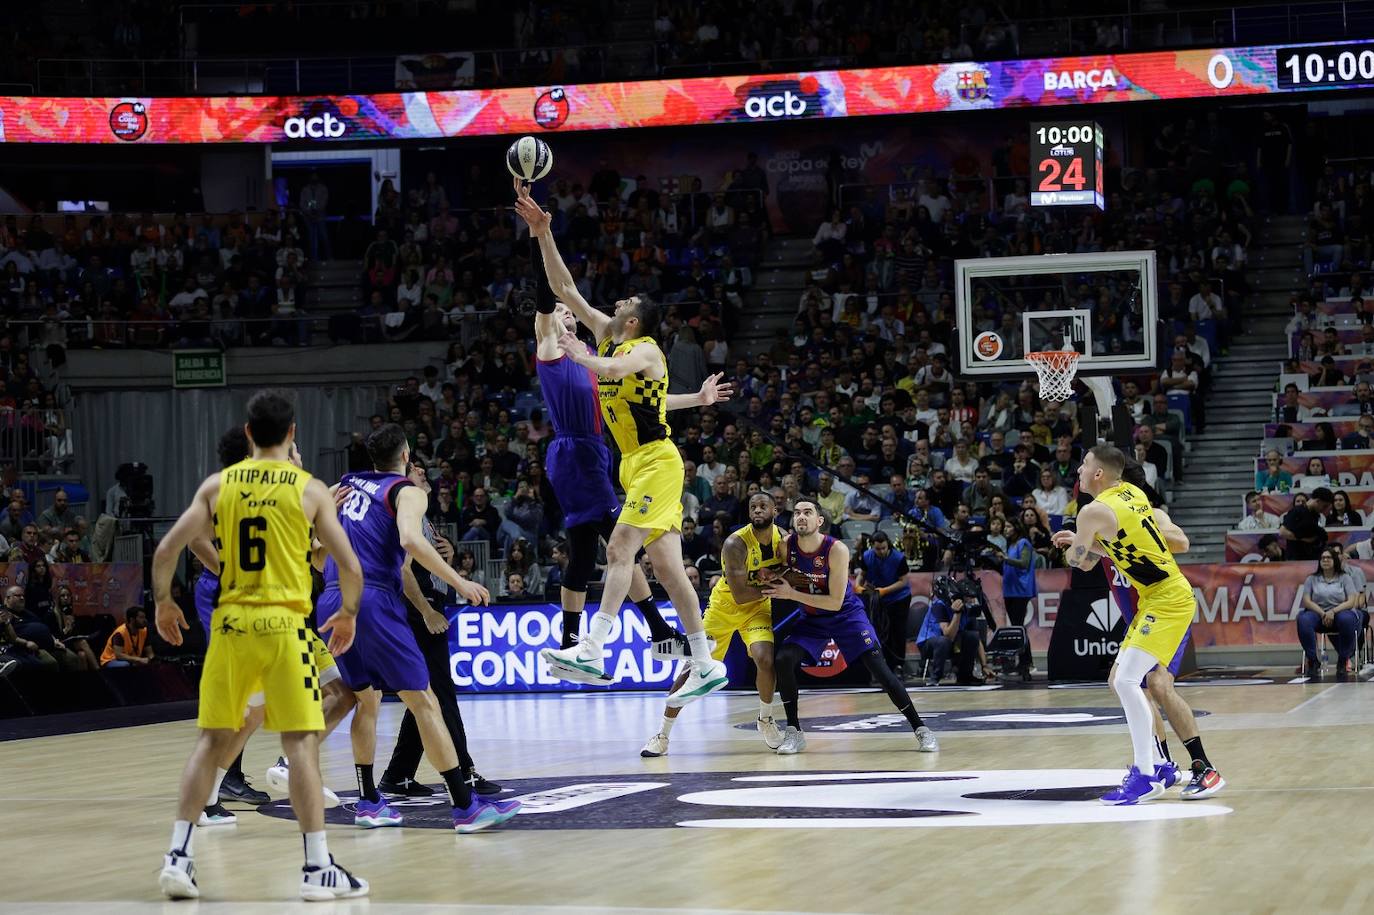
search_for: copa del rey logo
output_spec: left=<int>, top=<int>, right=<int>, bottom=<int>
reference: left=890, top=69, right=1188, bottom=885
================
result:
left=283, top=112, right=347, bottom=139
left=1044, top=68, right=1121, bottom=92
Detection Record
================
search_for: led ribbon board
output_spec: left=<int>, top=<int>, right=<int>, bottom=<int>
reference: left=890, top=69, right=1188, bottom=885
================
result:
left=0, top=40, right=1368, bottom=144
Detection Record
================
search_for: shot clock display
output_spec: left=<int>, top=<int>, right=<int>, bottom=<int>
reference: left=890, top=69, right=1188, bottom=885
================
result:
left=1030, top=121, right=1104, bottom=211
left=1276, top=43, right=1374, bottom=89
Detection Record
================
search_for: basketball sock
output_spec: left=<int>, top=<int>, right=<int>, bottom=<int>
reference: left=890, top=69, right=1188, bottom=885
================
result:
left=659, top=715, right=676, bottom=737
left=687, top=631, right=711, bottom=665
left=1158, top=737, right=1173, bottom=764
left=207, top=767, right=228, bottom=807
left=560, top=610, right=581, bottom=650
left=226, top=750, right=244, bottom=780
left=169, top=819, right=194, bottom=857
left=355, top=764, right=380, bottom=803
left=585, top=611, right=616, bottom=651
left=635, top=597, right=676, bottom=642
left=303, top=830, right=329, bottom=869
left=782, top=695, right=800, bottom=729
left=1183, top=737, right=1212, bottom=769
left=759, top=699, right=774, bottom=719
left=440, top=766, right=473, bottom=809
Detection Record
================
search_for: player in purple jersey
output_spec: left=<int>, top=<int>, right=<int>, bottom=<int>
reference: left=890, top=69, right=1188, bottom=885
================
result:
left=313, top=423, right=520, bottom=834
left=761, top=500, right=939, bottom=754
left=1054, top=463, right=1224, bottom=800
left=525, top=182, right=733, bottom=682
left=185, top=427, right=352, bottom=819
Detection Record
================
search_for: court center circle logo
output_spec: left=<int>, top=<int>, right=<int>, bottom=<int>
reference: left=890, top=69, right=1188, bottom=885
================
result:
left=259, top=769, right=1230, bottom=831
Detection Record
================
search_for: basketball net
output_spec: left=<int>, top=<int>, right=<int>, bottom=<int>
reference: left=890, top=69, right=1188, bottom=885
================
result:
left=1028, top=350, right=1116, bottom=429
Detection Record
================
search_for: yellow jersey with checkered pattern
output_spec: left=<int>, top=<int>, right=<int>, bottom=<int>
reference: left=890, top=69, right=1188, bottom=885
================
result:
left=710, top=522, right=785, bottom=610
left=597, top=335, right=670, bottom=454
left=1095, top=481, right=1192, bottom=605
left=214, top=458, right=314, bottom=614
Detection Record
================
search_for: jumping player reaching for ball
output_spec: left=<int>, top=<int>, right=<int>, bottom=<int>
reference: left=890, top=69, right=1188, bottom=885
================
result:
left=153, top=390, right=368, bottom=901
left=518, top=178, right=730, bottom=678
left=641, top=492, right=787, bottom=757
left=761, top=499, right=939, bottom=754
left=515, top=183, right=729, bottom=706
left=1063, top=444, right=1207, bottom=806
left=1052, top=461, right=1225, bottom=800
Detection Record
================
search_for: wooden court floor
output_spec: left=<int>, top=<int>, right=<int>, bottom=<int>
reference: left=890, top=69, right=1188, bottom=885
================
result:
left=4, top=674, right=1374, bottom=914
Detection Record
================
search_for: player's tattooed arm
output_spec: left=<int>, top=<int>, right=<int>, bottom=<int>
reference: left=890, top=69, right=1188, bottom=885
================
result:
left=721, top=533, right=765, bottom=603
left=1064, top=502, right=1111, bottom=571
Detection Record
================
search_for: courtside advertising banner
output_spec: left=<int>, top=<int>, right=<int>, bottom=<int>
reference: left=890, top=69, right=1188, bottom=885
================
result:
left=0, top=562, right=144, bottom=616
left=444, top=600, right=749, bottom=694
left=1226, top=528, right=1371, bottom=562
left=1, top=40, right=1370, bottom=144
left=1257, top=451, right=1374, bottom=478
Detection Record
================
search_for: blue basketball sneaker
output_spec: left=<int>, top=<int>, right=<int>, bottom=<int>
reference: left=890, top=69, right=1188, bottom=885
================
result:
left=1100, top=766, right=1165, bottom=806
left=1154, top=761, right=1182, bottom=790
left=452, top=798, right=503, bottom=834
left=353, top=798, right=404, bottom=828
left=483, top=797, right=523, bottom=825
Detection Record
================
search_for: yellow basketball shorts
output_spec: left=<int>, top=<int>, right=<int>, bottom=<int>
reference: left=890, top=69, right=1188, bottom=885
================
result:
left=617, top=438, right=684, bottom=546
left=1119, top=592, right=1195, bottom=669
left=703, top=595, right=774, bottom=661
left=198, top=604, right=325, bottom=733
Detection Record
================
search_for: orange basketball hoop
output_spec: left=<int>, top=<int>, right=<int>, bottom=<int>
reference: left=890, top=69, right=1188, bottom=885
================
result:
left=1026, top=350, right=1081, bottom=402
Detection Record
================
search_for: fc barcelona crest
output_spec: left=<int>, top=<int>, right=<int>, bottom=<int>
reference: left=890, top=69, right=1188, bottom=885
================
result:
left=956, top=69, right=990, bottom=101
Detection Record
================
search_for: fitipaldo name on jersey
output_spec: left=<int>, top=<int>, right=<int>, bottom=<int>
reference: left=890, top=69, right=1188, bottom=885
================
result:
left=225, top=467, right=301, bottom=486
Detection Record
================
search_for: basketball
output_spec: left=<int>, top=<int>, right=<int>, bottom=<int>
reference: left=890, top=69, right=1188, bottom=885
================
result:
left=505, top=135, right=553, bottom=182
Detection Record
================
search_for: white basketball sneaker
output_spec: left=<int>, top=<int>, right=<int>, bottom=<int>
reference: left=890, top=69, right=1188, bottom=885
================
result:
left=776, top=726, right=807, bottom=755
left=265, top=756, right=341, bottom=807
left=300, top=856, right=369, bottom=901
left=640, top=732, right=670, bottom=757
left=665, top=658, right=729, bottom=708
left=915, top=726, right=940, bottom=752
left=757, top=715, right=785, bottom=750
left=158, top=853, right=199, bottom=900
left=540, top=644, right=609, bottom=683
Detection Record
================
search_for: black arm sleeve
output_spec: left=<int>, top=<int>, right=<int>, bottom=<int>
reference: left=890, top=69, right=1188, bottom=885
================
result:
left=530, top=237, right=555, bottom=315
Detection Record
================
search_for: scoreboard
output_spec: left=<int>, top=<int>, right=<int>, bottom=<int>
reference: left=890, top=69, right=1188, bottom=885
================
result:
left=1030, top=121, right=1104, bottom=210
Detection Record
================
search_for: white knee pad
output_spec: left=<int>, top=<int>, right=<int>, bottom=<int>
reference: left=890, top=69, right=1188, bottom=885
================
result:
left=245, top=691, right=266, bottom=709
left=318, top=664, right=341, bottom=688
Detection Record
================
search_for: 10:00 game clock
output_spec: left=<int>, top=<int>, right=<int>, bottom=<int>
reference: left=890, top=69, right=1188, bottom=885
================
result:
left=1029, top=120, right=1104, bottom=211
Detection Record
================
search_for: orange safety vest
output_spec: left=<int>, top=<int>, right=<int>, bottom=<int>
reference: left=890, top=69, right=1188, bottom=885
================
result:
left=100, top=623, right=147, bottom=665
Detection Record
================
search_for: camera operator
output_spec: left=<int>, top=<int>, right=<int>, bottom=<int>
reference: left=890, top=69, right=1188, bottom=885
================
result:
left=915, top=580, right=982, bottom=686
left=995, top=515, right=1037, bottom=680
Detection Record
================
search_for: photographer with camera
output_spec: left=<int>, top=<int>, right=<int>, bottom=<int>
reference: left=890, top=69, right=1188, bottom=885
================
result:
left=916, top=577, right=983, bottom=686
left=995, top=515, right=1037, bottom=680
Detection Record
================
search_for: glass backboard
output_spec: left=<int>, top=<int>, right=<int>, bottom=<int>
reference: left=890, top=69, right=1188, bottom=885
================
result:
left=954, top=251, right=1158, bottom=378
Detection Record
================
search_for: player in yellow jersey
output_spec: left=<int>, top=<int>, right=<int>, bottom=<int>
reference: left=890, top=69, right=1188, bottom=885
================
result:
left=1065, top=444, right=1200, bottom=806
left=152, top=390, right=369, bottom=901
left=641, top=492, right=787, bottom=757
left=516, top=190, right=728, bottom=707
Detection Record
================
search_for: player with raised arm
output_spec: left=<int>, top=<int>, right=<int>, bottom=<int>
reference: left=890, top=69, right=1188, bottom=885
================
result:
left=185, top=428, right=353, bottom=825
left=641, top=492, right=786, bottom=757
left=519, top=177, right=730, bottom=677
left=153, top=389, right=368, bottom=901
left=761, top=499, right=939, bottom=754
left=515, top=183, right=728, bottom=706
left=1063, top=444, right=1207, bottom=806
left=1052, top=462, right=1225, bottom=800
